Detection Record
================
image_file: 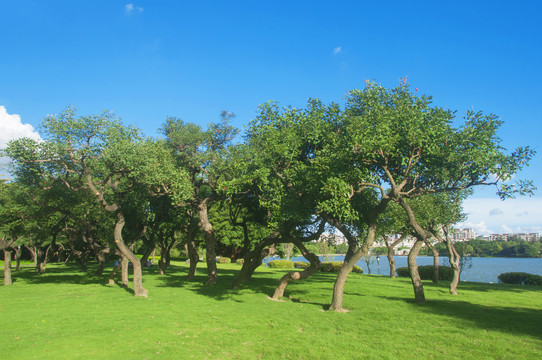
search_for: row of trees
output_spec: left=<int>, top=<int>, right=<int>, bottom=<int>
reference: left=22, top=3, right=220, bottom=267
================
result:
left=1, top=82, right=535, bottom=310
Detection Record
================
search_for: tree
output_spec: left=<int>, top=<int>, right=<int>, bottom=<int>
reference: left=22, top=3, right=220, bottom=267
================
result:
left=161, top=112, right=238, bottom=285
left=7, top=107, right=190, bottom=296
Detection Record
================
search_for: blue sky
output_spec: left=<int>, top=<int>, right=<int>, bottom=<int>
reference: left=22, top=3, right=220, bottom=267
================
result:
left=1, top=1, right=541, bottom=235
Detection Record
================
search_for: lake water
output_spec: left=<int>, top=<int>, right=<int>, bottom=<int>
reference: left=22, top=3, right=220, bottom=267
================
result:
left=265, top=255, right=542, bottom=284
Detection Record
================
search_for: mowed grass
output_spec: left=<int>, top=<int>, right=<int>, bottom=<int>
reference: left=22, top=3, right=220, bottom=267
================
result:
left=1, top=261, right=541, bottom=359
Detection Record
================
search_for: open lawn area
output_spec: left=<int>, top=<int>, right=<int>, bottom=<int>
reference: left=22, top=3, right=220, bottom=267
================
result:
left=1, top=261, right=541, bottom=359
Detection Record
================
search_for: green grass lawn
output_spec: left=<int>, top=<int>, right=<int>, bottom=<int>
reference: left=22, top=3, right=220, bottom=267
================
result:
left=1, top=261, right=541, bottom=359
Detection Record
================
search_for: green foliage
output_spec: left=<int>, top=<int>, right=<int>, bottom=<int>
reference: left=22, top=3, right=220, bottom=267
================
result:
left=396, top=265, right=453, bottom=281
left=267, top=259, right=294, bottom=269
left=217, top=257, right=231, bottom=264
left=236, top=258, right=244, bottom=265
left=320, top=261, right=363, bottom=274
left=498, top=272, right=542, bottom=286
left=294, top=261, right=310, bottom=269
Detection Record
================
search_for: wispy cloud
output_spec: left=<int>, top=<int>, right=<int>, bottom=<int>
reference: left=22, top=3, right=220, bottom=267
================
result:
left=125, top=3, right=143, bottom=14
left=489, top=208, right=503, bottom=216
left=333, top=46, right=342, bottom=55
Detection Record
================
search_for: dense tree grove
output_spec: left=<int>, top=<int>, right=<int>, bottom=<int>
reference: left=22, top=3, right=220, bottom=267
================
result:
left=1, top=83, right=535, bottom=309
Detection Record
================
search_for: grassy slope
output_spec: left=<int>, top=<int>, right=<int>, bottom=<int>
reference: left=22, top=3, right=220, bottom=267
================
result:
left=1, top=261, right=541, bottom=359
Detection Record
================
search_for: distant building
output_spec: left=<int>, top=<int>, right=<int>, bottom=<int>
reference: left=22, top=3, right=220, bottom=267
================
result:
left=452, top=228, right=476, bottom=241
left=317, top=233, right=347, bottom=245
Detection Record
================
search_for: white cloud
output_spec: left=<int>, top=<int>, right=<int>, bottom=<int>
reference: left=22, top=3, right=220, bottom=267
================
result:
left=125, top=3, right=143, bottom=14
left=333, top=46, right=342, bottom=55
left=0, top=106, right=42, bottom=178
left=0, top=106, right=41, bottom=148
left=458, top=221, right=493, bottom=236
left=460, top=197, right=542, bottom=235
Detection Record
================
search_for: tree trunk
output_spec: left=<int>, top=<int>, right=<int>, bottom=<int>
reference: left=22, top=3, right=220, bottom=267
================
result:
left=197, top=200, right=218, bottom=285
left=4, top=250, right=12, bottom=285
left=271, top=240, right=320, bottom=300
left=121, top=256, right=129, bottom=287
left=14, top=246, right=21, bottom=271
left=408, top=239, right=426, bottom=304
left=186, top=225, right=199, bottom=281
left=329, top=225, right=377, bottom=312
left=114, top=212, right=148, bottom=297
left=425, top=241, right=439, bottom=284
left=387, top=246, right=396, bottom=278
left=108, top=260, right=121, bottom=285
left=159, top=246, right=167, bottom=275
left=94, top=251, right=106, bottom=276
left=232, top=233, right=279, bottom=289
left=446, top=240, right=461, bottom=295
left=140, top=244, right=155, bottom=268
left=26, top=245, right=37, bottom=267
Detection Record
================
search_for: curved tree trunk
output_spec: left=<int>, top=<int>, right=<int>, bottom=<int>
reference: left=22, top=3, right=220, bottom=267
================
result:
left=121, top=256, right=129, bottom=287
left=186, top=226, right=199, bottom=281
left=408, top=239, right=426, bottom=304
left=94, top=251, right=106, bottom=276
left=14, top=246, right=21, bottom=271
left=232, top=233, right=279, bottom=289
left=425, top=240, right=439, bottom=284
left=114, top=212, right=148, bottom=297
left=4, top=250, right=12, bottom=285
left=446, top=240, right=461, bottom=295
left=159, top=246, right=167, bottom=275
left=329, top=225, right=377, bottom=312
left=387, top=246, right=396, bottom=278
left=197, top=200, right=218, bottom=285
left=26, top=245, right=37, bottom=266
left=108, top=260, right=122, bottom=285
left=271, top=240, right=320, bottom=300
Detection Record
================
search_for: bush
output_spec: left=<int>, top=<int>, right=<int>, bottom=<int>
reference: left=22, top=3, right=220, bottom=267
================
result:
left=217, top=257, right=231, bottom=264
left=294, top=261, right=310, bottom=269
left=396, top=265, right=453, bottom=281
left=498, top=272, right=542, bottom=286
left=267, top=260, right=294, bottom=269
left=236, top=259, right=244, bottom=265
left=319, top=261, right=363, bottom=274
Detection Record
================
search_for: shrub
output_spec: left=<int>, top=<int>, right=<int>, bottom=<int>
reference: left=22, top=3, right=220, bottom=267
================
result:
left=498, top=272, right=542, bottom=286
left=319, top=261, right=363, bottom=274
left=217, top=257, right=231, bottom=264
left=267, top=260, right=294, bottom=269
left=294, top=261, right=310, bottom=269
left=396, top=265, right=453, bottom=281
left=236, top=259, right=244, bottom=265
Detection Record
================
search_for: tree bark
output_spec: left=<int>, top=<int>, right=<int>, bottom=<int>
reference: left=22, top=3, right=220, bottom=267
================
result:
left=158, top=246, right=167, bottom=275
left=232, top=233, right=279, bottom=289
left=94, top=250, right=107, bottom=276
left=26, top=245, right=37, bottom=267
left=186, top=222, right=199, bottom=281
left=446, top=238, right=461, bottom=295
left=114, top=212, right=148, bottom=297
left=14, top=246, right=21, bottom=271
left=197, top=199, right=218, bottom=285
left=108, top=260, right=121, bottom=285
left=408, top=239, right=426, bottom=304
left=425, top=240, right=439, bottom=284
left=4, top=250, right=12, bottom=285
left=329, top=223, right=378, bottom=312
left=271, top=240, right=320, bottom=300
left=384, top=235, right=404, bottom=278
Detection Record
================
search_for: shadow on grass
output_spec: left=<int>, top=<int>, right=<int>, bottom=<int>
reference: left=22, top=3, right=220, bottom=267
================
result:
left=382, top=294, right=542, bottom=339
